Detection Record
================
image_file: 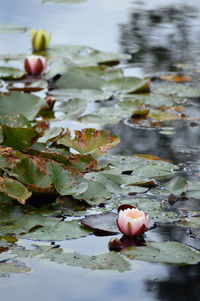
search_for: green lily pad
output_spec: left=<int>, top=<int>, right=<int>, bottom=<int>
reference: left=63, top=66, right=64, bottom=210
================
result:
left=22, top=219, right=91, bottom=241
left=1, top=125, right=40, bottom=151
left=38, top=127, right=63, bottom=144
left=102, top=77, right=150, bottom=94
left=119, top=198, right=180, bottom=223
left=153, top=83, right=200, bottom=98
left=58, top=128, right=119, bottom=156
left=13, top=244, right=131, bottom=272
left=123, top=241, right=200, bottom=265
left=0, top=260, right=31, bottom=276
left=0, top=177, right=32, bottom=205
left=176, top=216, right=200, bottom=228
left=0, top=24, right=27, bottom=34
left=0, top=92, right=46, bottom=121
left=0, top=66, right=26, bottom=80
left=54, top=98, right=87, bottom=120
left=12, top=157, right=52, bottom=188
left=78, top=107, right=131, bottom=125
left=164, top=177, right=188, bottom=196
left=54, top=66, right=104, bottom=90
left=0, top=114, right=31, bottom=128
left=47, top=162, right=88, bottom=195
left=48, top=88, right=112, bottom=102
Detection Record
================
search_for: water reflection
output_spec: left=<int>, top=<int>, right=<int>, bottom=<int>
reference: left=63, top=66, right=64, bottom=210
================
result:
left=120, top=4, right=200, bottom=72
left=145, top=264, right=200, bottom=301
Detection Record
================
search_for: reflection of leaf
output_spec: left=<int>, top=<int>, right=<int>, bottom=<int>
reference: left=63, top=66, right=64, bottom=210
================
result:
left=123, top=241, right=200, bottom=264
left=58, top=128, right=119, bottom=155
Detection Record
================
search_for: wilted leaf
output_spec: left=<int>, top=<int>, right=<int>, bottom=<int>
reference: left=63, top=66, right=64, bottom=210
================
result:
left=0, top=114, right=31, bottom=128
left=0, top=177, right=32, bottom=204
left=0, top=260, right=31, bottom=277
left=58, top=128, right=119, bottom=156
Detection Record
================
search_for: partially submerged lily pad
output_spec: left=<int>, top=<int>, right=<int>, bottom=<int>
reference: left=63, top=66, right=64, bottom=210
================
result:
left=123, top=241, right=200, bottom=265
left=0, top=66, right=26, bottom=80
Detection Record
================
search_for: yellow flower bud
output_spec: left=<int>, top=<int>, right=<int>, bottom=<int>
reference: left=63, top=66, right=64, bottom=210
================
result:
left=31, top=29, right=51, bottom=51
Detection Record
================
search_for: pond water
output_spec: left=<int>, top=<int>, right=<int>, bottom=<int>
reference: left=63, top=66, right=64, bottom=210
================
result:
left=1, top=0, right=200, bottom=300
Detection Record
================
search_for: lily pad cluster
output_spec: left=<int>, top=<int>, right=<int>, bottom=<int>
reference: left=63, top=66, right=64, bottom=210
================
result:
left=0, top=36, right=200, bottom=275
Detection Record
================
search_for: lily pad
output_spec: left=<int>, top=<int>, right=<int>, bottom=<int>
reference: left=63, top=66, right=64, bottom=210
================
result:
left=54, top=98, right=87, bottom=120
left=0, top=260, right=31, bottom=277
left=102, top=77, right=150, bottom=94
left=22, top=219, right=91, bottom=241
left=123, top=241, right=200, bottom=265
left=0, top=114, right=31, bottom=128
left=58, top=128, right=119, bottom=156
left=164, top=177, right=188, bottom=196
left=0, top=24, right=27, bottom=34
left=0, top=92, right=46, bottom=121
left=1, top=125, right=40, bottom=151
left=48, top=88, right=112, bottom=102
left=0, top=67, right=26, bottom=80
left=153, top=83, right=200, bottom=98
left=78, top=107, right=131, bottom=125
left=80, top=212, right=119, bottom=235
left=0, top=177, right=32, bottom=204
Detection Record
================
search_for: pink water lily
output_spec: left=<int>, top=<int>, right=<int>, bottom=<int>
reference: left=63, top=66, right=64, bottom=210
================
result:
left=117, top=206, right=148, bottom=236
left=24, top=55, right=47, bottom=75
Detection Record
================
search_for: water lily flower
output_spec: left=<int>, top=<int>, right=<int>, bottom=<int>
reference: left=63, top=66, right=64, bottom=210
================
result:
left=24, top=55, right=47, bottom=75
left=31, top=29, right=51, bottom=51
left=117, top=206, right=148, bottom=236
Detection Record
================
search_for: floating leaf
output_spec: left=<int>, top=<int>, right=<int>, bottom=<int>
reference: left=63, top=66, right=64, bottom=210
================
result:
left=80, top=212, right=119, bottom=235
left=1, top=125, right=40, bottom=151
left=22, top=219, right=90, bottom=241
left=164, top=177, right=188, bottom=196
left=54, top=98, right=87, bottom=120
left=0, top=260, right=31, bottom=276
left=0, top=92, right=46, bottom=121
left=0, top=24, right=27, bottom=34
left=79, top=107, right=131, bottom=125
left=102, top=77, right=150, bottom=94
left=176, top=217, right=200, bottom=228
left=47, top=162, right=88, bottom=195
left=0, top=177, right=32, bottom=204
left=0, top=66, right=26, bottom=80
left=153, top=83, right=200, bottom=98
left=123, top=241, right=200, bottom=265
left=48, top=88, right=112, bottom=102
left=58, top=128, right=119, bottom=156
left=0, top=114, right=31, bottom=128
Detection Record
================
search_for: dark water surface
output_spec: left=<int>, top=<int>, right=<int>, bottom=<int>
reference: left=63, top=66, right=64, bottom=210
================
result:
left=1, top=0, right=200, bottom=300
